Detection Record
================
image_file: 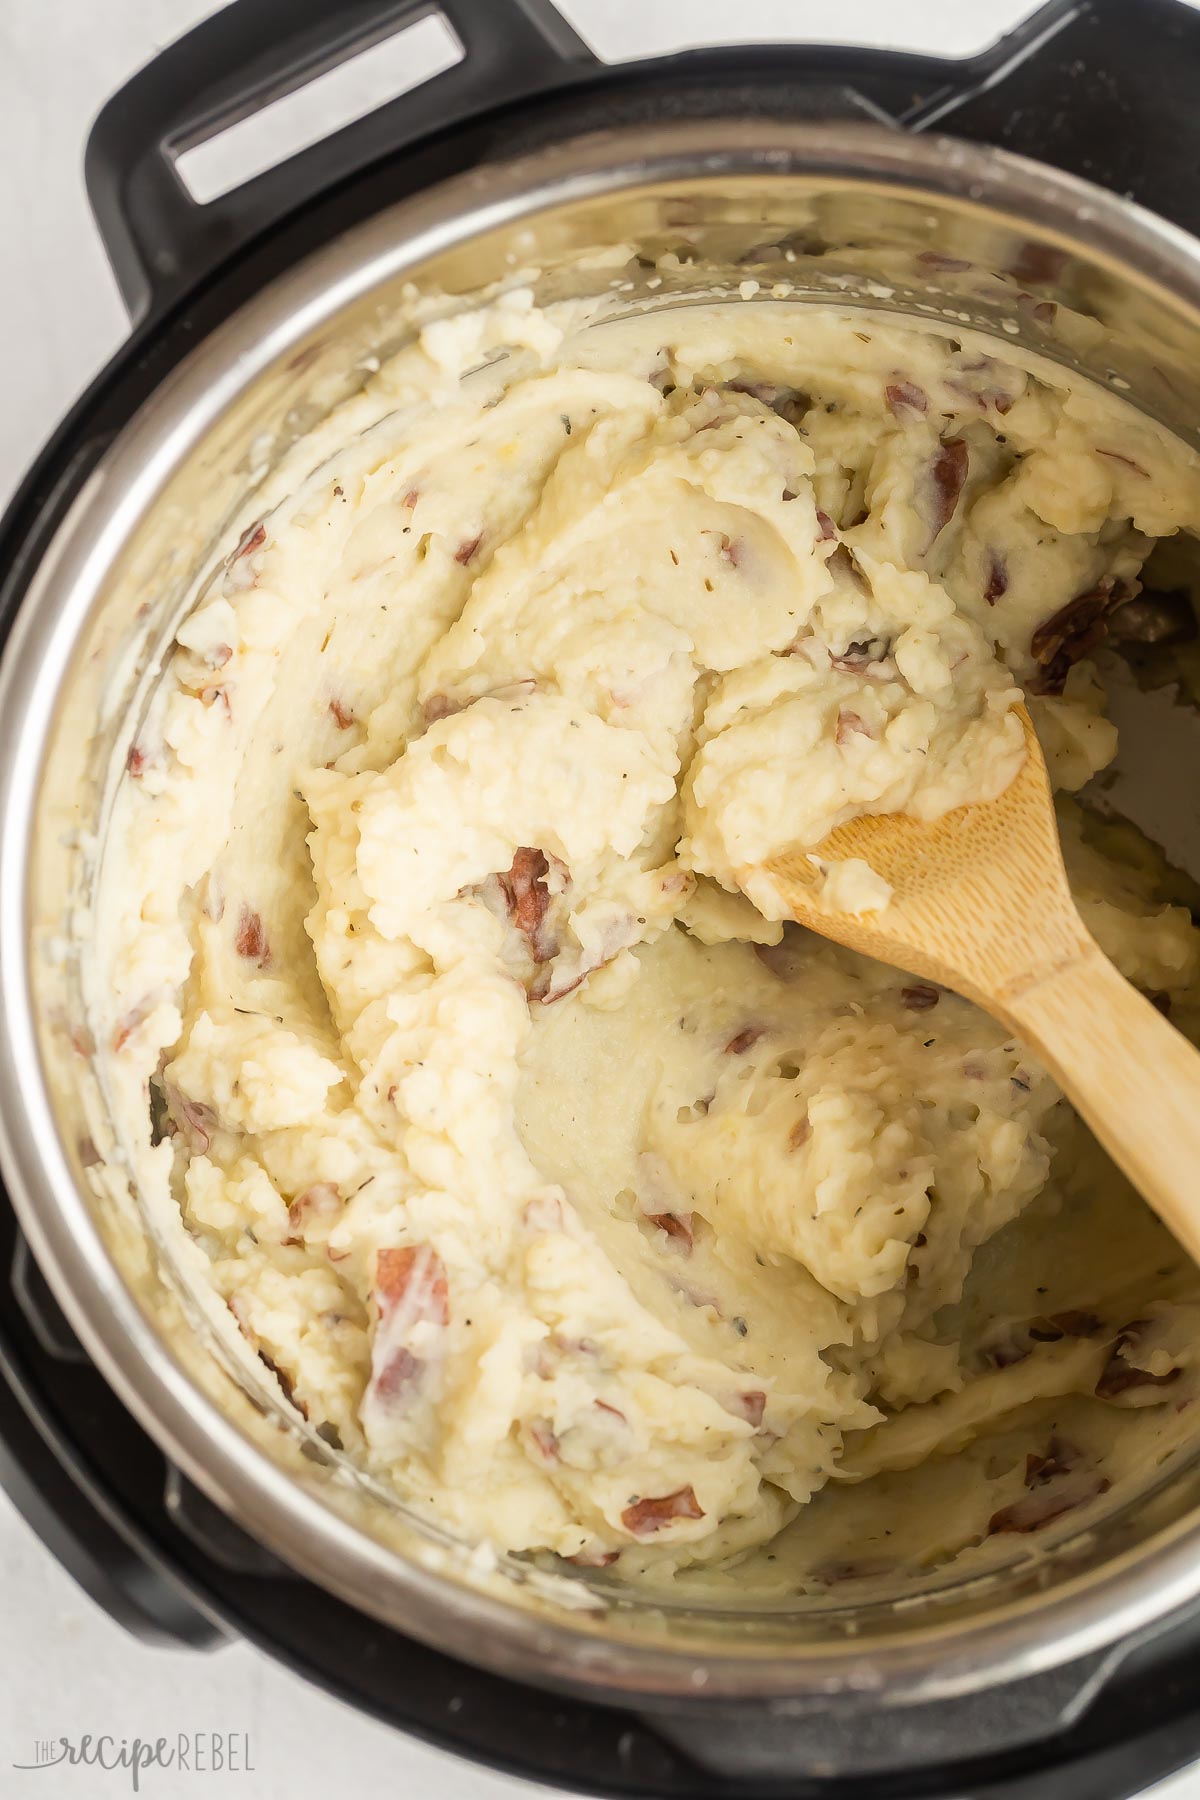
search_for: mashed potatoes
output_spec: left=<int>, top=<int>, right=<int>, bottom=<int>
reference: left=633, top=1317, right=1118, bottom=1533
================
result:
left=97, top=295, right=1200, bottom=1580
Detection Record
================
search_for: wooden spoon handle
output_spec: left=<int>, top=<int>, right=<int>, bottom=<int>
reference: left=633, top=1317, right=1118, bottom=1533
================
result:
left=1006, top=936, right=1200, bottom=1266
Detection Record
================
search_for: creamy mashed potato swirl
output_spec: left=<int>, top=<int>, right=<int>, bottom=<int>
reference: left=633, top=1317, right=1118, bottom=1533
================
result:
left=98, top=296, right=1200, bottom=1578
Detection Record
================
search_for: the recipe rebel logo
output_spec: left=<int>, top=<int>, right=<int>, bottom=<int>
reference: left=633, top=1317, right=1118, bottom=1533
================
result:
left=11, top=1732, right=255, bottom=1790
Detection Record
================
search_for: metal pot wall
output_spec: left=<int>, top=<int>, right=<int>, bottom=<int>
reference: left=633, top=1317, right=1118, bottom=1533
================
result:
left=4, top=0, right=1200, bottom=1787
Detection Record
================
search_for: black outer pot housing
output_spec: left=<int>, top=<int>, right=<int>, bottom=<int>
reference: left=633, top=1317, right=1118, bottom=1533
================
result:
left=5, top=2, right=1200, bottom=1794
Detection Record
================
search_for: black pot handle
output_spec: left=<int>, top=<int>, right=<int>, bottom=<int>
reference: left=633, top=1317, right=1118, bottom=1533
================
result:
left=88, top=0, right=1200, bottom=327
left=85, top=0, right=598, bottom=323
left=918, top=0, right=1200, bottom=241
left=643, top=1645, right=1122, bottom=1782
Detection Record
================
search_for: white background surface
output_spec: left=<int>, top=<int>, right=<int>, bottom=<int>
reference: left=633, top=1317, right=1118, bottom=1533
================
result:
left=1, top=2, right=1200, bottom=1796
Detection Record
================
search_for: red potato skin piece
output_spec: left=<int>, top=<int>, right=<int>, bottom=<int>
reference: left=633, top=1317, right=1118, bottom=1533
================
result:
left=984, top=552, right=1009, bottom=605
left=945, top=377, right=1013, bottom=417
left=901, top=985, right=940, bottom=1011
left=836, top=709, right=873, bottom=744
left=226, top=1299, right=307, bottom=1419
left=375, top=1244, right=450, bottom=1327
left=917, top=251, right=972, bottom=272
left=725, top=1027, right=763, bottom=1055
left=885, top=380, right=928, bottom=418
left=522, top=1194, right=566, bottom=1232
left=988, top=1475, right=1109, bottom=1535
left=734, top=1390, right=766, bottom=1427
left=983, top=1309, right=1103, bottom=1369
left=1025, top=1436, right=1080, bottom=1487
left=233, top=521, right=265, bottom=560
left=621, top=1486, right=704, bottom=1536
left=283, top=1182, right=341, bottom=1244
left=1030, top=587, right=1113, bottom=663
left=830, top=638, right=887, bottom=673
left=536, top=971, right=584, bottom=1006
left=235, top=906, right=271, bottom=966
left=528, top=1420, right=560, bottom=1462
left=1009, top=243, right=1068, bottom=287
left=1047, top=1309, right=1104, bottom=1338
left=1094, top=1320, right=1182, bottom=1399
left=367, top=1245, right=450, bottom=1417
left=927, top=438, right=968, bottom=540
left=423, top=692, right=462, bottom=724
left=373, top=1346, right=421, bottom=1406
left=1028, top=579, right=1132, bottom=694
left=983, top=1334, right=1029, bottom=1371
left=328, top=698, right=355, bottom=729
left=170, top=1089, right=216, bottom=1155
left=500, top=848, right=556, bottom=962
left=111, top=1004, right=149, bottom=1052
left=647, top=1211, right=694, bottom=1249
left=258, top=1348, right=309, bottom=1419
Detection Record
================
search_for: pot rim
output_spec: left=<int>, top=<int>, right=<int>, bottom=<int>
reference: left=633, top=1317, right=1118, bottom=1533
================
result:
left=4, top=115, right=1200, bottom=1707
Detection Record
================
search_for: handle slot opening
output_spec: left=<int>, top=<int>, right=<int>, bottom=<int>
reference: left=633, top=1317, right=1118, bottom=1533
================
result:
left=174, top=10, right=463, bottom=205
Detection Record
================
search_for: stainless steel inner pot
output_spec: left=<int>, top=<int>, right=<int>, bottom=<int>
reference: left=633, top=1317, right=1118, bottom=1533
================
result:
left=4, top=118, right=1200, bottom=1746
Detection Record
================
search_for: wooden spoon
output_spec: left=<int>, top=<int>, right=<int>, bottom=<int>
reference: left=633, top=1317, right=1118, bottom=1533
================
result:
left=746, top=705, right=1200, bottom=1265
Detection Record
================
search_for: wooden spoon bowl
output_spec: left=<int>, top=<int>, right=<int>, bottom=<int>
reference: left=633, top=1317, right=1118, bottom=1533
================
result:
left=746, top=706, right=1200, bottom=1264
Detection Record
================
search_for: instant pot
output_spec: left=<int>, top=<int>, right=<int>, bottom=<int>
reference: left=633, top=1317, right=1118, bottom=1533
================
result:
left=4, top=1, right=1200, bottom=1793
